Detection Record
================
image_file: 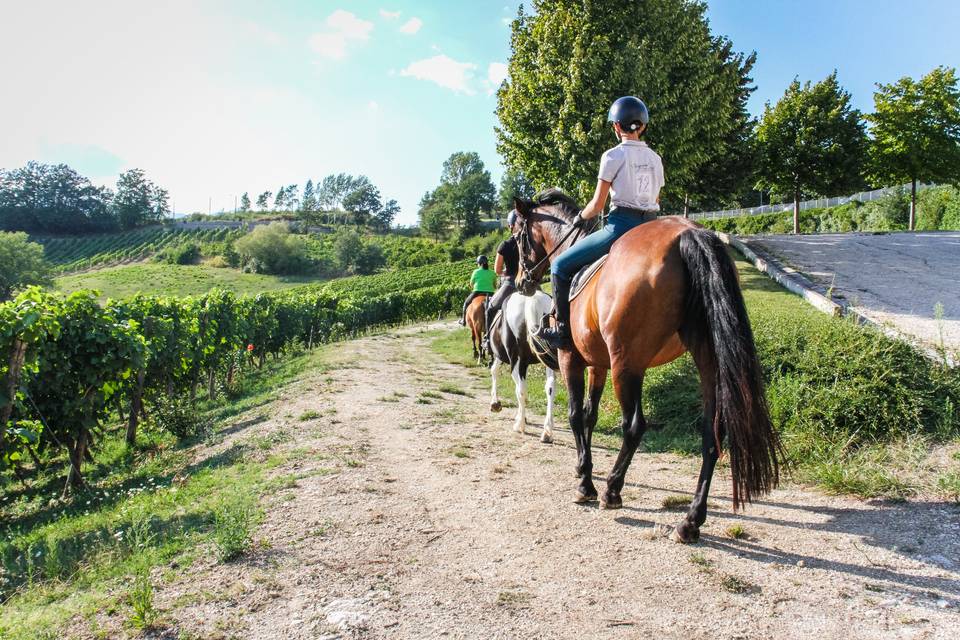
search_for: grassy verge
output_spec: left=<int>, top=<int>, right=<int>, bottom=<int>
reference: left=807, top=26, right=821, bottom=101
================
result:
left=430, top=253, right=960, bottom=500
left=0, top=345, right=336, bottom=639
left=54, top=262, right=326, bottom=299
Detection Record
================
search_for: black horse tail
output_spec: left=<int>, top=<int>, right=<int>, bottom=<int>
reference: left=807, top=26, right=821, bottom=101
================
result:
left=677, top=228, right=781, bottom=509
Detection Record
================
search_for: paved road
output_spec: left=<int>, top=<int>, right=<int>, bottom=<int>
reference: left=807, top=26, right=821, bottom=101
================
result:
left=742, top=232, right=960, bottom=354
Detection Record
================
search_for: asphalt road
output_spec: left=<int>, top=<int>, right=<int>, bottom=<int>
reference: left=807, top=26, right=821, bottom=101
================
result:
left=742, top=232, right=960, bottom=354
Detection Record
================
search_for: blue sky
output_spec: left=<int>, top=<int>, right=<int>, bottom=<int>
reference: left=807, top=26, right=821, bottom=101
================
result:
left=2, top=1, right=958, bottom=224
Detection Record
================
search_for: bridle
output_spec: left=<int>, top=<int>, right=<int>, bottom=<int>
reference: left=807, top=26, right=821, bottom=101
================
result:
left=513, top=207, right=591, bottom=294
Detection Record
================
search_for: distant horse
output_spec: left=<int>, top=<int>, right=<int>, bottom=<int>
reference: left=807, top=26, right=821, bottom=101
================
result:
left=465, top=294, right=489, bottom=364
left=488, top=289, right=559, bottom=443
left=514, top=190, right=781, bottom=543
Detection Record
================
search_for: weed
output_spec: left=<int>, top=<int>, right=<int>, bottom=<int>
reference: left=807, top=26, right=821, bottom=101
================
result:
left=344, top=458, right=363, bottom=468
left=298, top=410, right=321, bottom=421
left=450, top=445, right=471, bottom=459
left=438, top=384, right=471, bottom=396
left=719, top=573, right=755, bottom=594
left=213, top=499, right=257, bottom=562
left=662, top=495, right=690, bottom=510
left=128, top=566, right=158, bottom=629
left=689, top=552, right=712, bottom=571
left=937, top=471, right=960, bottom=502
left=496, top=590, right=532, bottom=607
left=420, top=390, right=442, bottom=399
left=725, top=524, right=748, bottom=540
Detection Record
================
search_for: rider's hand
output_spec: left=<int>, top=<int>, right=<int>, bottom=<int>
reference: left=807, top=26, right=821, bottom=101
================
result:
left=570, top=212, right=587, bottom=229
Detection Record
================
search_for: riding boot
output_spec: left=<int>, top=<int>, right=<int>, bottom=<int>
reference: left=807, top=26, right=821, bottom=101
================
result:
left=537, top=275, right=572, bottom=349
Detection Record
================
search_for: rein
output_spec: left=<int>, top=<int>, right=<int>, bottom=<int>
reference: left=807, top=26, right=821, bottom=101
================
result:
left=517, top=208, right=598, bottom=281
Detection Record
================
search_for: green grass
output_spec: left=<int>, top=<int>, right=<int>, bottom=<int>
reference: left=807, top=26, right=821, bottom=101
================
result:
left=54, top=262, right=325, bottom=299
left=429, top=252, right=960, bottom=499
left=0, top=345, right=334, bottom=639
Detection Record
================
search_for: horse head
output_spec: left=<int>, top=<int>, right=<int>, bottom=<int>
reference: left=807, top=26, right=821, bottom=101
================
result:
left=512, top=189, right=581, bottom=296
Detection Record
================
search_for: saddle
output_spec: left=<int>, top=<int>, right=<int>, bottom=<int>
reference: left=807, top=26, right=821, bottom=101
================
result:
left=569, top=255, right=607, bottom=301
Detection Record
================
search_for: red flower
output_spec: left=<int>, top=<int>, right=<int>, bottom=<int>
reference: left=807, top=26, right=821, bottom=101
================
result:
left=247, top=344, right=254, bottom=351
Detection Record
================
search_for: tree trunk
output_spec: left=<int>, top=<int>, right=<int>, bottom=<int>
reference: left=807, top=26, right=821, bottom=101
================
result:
left=683, top=194, right=689, bottom=218
left=126, top=368, right=146, bottom=447
left=63, top=427, right=88, bottom=496
left=0, top=339, right=27, bottom=453
left=793, top=189, right=800, bottom=235
left=207, top=369, right=217, bottom=400
left=910, top=177, right=917, bottom=231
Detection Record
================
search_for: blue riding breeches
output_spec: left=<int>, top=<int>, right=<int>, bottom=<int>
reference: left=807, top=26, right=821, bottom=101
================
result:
left=551, top=208, right=657, bottom=283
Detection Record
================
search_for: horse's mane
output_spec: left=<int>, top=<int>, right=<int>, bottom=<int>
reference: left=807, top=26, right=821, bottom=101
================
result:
left=533, top=188, right=580, bottom=222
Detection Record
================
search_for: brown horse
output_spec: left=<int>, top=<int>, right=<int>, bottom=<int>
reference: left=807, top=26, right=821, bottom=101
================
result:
left=465, top=293, right=489, bottom=364
left=513, top=190, right=780, bottom=543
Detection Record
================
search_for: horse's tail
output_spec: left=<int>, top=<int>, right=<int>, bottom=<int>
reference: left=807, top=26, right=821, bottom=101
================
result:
left=677, top=228, right=780, bottom=509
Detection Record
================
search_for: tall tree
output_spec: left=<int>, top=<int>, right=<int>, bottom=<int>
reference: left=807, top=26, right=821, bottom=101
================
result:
left=342, top=178, right=382, bottom=227
left=317, top=173, right=358, bottom=222
left=437, top=152, right=495, bottom=233
left=418, top=189, right=452, bottom=239
left=240, top=192, right=251, bottom=212
left=496, top=0, right=757, bottom=207
left=0, top=162, right=114, bottom=233
left=283, top=184, right=299, bottom=210
left=274, top=186, right=286, bottom=210
left=497, top=167, right=535, bottom=213
left=256, top=191, right=272, bottom=211
left=113, top=169, right=166, bottom=230
left=301, top=179, right=316, bottom=213
left=755, top=72, right=867, bottom=233
left=374, top=199, right=400, bottom=231
left=867, top=66, right=960, bottom=230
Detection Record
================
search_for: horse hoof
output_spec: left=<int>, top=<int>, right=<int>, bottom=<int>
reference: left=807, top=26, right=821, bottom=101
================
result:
left=573, top=490, right=598, bottom=504
left=672, top=523, right=700, bottom=544
left=600, top=496, right=622, bottom=510
left=540, top=432, right=553, bottom=444
left=490, top=402, right=502, bottom=413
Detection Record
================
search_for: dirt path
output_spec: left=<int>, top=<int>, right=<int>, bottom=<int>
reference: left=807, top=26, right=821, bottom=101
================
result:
left=742, top=232, right=960, bottom=354
left=150, top=324, right=959, bottom=640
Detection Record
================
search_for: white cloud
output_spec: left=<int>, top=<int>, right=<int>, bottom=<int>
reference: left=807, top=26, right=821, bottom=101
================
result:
left=379, top=9, right=400, bottom=20
left=309, top=9, right=373, bottom=60
left=399, top=17, right=422, bottom=35
left=487, top=62, right=508, bottom=88
left=400, top=54, right=476, bottom=94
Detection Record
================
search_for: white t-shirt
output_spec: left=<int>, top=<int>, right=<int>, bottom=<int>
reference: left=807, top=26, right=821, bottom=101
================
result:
left=597, top=140, right=665, bottom=211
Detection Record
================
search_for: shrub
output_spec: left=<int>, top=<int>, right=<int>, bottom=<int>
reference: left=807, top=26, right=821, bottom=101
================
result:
left=212, top=498, right=256, bottom=561
left=234, top=222, right=313, bottom=275
left=0, top=231, right=52, bottom=300
left=151, top=395, right=212, bottom=440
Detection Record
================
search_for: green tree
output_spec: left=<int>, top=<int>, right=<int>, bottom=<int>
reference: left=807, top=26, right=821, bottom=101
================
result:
left=496, top=0, right=757, bottom=207
left=374, top=199, right=400, bottom=231
left=867, top=66, right=960, bottom=230
left=283, top=184, right=299, bottom=210
left=497, top=167, right=535, bottom=214
left=113, top=169, right=166, bottom=230
left=317, top=173, right=360, bottom=223
left=0, top=162, right=114, bottom=233
left=418, top=189, right=451, bottom=239
left=240, top=192, right=251, bottom=212
left=256, top=191, right=272, bottom=211
left=755, top=72, right=867, bottom=233
left=343, top=178, right=382, bottom=227
left=301, top=179, right=316, bottom=213
left=274, top=186, right=286, bottom=210
left=0, top=232, right=52, bottom=301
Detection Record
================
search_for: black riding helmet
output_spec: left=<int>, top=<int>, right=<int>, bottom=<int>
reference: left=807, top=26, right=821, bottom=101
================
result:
left=608, top=96, right=649, bottom=132
left=506, top=209, right=517, bottom=227
left=476, top=255, right=489, bottom=267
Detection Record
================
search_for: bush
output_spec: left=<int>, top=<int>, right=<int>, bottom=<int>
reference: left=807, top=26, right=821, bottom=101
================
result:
left=0, top=231, right=52, bottom=300
left=212, top=498, right=256, bottom=561
left=151, top=395, right=212, bottom=440
left=234, top=222, right=313, bottom=275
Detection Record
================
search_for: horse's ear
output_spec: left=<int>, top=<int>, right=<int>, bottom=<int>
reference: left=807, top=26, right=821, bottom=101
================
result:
left=513, top=197, right=527, bottom=216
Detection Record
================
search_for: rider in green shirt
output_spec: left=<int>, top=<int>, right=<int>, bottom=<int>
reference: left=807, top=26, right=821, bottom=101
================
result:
left=458, top=255, right=496, bottom=325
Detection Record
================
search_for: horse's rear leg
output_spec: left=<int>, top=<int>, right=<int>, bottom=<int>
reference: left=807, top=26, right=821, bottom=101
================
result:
left=510, top=361, right=529, bottom=433
left=674, top=371, right=720, bottom=544
left=540, top=367, right=557, bottom=443
left=490, top=358, right=502, bottom=412
left=583, top=366, right=607, bottom=461
left=602, top=368, right=646, bottom=510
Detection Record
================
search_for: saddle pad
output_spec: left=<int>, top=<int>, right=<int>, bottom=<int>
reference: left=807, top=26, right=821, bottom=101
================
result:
left=569, top=255, right=608, bottom=301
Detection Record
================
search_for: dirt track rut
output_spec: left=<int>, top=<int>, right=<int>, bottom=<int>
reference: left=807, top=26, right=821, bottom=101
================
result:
left=147, top=324, right=959, bottom=640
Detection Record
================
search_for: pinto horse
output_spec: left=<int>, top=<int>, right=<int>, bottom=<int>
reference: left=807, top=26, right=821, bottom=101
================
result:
left=513, top=190, right=780, bottom=543
left=488, top=289, right=559, bottom=442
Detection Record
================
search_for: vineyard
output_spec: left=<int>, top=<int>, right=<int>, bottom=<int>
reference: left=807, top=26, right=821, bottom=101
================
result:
left=0, top=260, right=473, bottom=511
left=32, top=226, right=244, bottom=273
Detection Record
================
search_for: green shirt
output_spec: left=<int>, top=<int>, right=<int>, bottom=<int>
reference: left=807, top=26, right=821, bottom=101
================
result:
left=470, top=268, right=497, bottom=293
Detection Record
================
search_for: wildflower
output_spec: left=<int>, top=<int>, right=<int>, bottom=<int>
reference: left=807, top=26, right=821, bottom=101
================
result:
left=247, top=344, right=255, bottom=352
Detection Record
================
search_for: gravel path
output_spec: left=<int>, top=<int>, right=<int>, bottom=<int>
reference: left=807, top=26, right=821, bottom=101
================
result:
left=137, top=324, right=958, bottom=639
left=741, top=232, right=960, bottom=353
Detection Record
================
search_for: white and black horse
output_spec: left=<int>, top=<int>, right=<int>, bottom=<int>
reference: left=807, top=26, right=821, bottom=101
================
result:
left=488, top=289, right=559, bottom=443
